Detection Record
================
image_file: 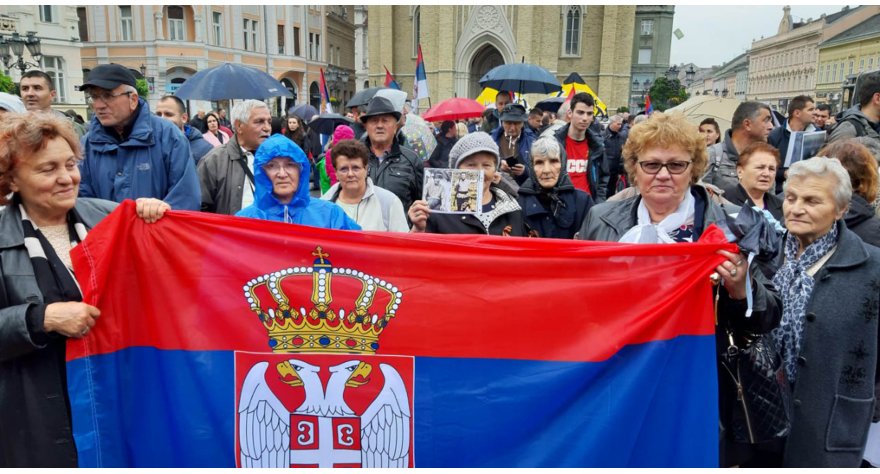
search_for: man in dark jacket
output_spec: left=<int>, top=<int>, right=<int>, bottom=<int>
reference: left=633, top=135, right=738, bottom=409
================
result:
left=552, top=93, right=608, bottom=202
left=188, top=109, right=208, bottom=134
left=768, top=95, right=818, bottom=193
left=603, top=114, right=626, bottom=198
left=828, top=71, right=880, bottom=144
left=361, top=97, right=424, bottom=215
left=198, top=100, right=272, bottom=215
left=480, top=90, right=511, bottom=133
left=517, top=135, right=593, bottom=239
left=155, top=95, right=214, bottom=164
left=702, top=101, right=775, bottom=197
left=428, top=121, right=457, bottom=168
left=492, top=103, right=536, bottom=186
left=79, top=64, right=200, bottom=211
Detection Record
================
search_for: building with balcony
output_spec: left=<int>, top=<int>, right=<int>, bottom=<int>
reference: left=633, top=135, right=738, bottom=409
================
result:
left=711, top=53, right=749, bottom=100
left=324, top=6, right=356, bottom=108
left=0, top=5, right=86, bottom=116
left=78, top=6, right=356, bottom=116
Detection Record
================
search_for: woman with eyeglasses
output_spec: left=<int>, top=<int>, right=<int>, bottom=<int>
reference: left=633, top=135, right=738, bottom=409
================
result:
left=235, top=134, right=360, bottom=230
left=578, top=113, right=782, bottom=468
left=320, top=139, right=409, bottom=232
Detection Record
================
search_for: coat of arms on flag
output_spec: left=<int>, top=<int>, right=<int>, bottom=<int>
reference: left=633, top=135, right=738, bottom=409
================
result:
left=235, top=247, right=414, bottom=468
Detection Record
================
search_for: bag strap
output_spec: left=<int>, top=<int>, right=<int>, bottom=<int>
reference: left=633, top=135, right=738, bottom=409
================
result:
left=236, top=156, right=255, bottom=193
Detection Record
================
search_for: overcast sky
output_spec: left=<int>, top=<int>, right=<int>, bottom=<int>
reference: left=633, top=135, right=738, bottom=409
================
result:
left=670, top=5, right=855, bottom=68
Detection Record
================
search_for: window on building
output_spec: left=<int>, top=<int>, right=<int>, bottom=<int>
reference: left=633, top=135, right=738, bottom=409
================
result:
left=840, top=61, right=845, bottom=79
left=818, top=65, right=824, bottom=84
left=308, top=32, right=314, bottom=59
left=638, top=48, right=651, bottom=65
left=342, top=7, right=348, bottom=21
left=77, top=7, right=89, bottom=42
left=315, top=33, right=319, bottom=61
left=253, top=21, right=259, bottom=52
left=832, top=63, right=838, bottom=82
left=168, top=6, right=185, bottom=42
left=869, top=57, right=875, bottom=70
left=859, top=59, right=865, bottom=72
left=42, top=57, right=65, bottom=103
left=243, top=19, right=259, bottom=52
left=244, top=19, right=250, bottom=51
left=39, top=5, right=54, bottom=23
left=563, top=7, right=581, bottom=56
left=278, top=25, right=285, bottom=54
left=412, top=7, right=421, bottom=57
left=293, top=27, right=301, bottom=56
left=119, top=6, right=133, bottom=41
left=641, top=19, right=653, bottom=36
left=848, top=60, right=853, bottom=76
left=213, top=12, right=223, bottom=46
left=328, top=44, right=333, bottom=64
left=337, top=47, right=341, bottom=65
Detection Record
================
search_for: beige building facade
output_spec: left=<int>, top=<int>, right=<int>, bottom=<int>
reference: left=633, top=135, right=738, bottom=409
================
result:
left=78, top=5, right=356, bottom=115
left=816, top=11, right=880, bottom=111
left=0, top=5, right=87, bottom=116
left=367, top=5, right=636, bottom=112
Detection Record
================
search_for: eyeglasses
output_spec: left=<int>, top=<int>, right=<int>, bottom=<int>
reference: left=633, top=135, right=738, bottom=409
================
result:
left=85, top=91, right=133, bottom=105
left=337, top=165, right=365, bottom=175
left=637, top=160, right=692, bottom=175
left=262, top=160, right=300, bottom=174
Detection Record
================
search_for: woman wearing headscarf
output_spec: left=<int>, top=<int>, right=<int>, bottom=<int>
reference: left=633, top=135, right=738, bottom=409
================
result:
left=765, top=157, right=879, bottom=467
left=517, top=136, right=594, bottom=239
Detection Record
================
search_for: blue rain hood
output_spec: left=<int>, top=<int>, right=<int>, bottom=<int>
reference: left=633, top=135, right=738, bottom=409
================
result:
left=236, top=134, right=360, bottom=230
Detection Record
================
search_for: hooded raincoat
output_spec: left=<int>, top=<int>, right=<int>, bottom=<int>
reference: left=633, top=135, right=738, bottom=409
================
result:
left=235, top=135, right=360, bottom=230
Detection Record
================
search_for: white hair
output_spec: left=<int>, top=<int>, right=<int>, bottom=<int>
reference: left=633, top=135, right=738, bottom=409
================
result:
left=120, top=84, right=137, bottom=96
left=785, top=156, right=852, bottom=211
left=558, top=101, right=571, bottom=117
left=633, top=115, right=649, bottom=125
left=609, top=114, right=623, bottom=123
left=231, top=100, right=269, bottom=127
left=530, top=136, right=561, bottom=160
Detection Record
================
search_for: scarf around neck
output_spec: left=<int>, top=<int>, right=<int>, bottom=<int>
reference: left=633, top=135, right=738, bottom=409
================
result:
left=19, top=201, right=87, bottom=303
left=771, top=223, right=839, bottom=383
left=619, top=191, right=695, bottom=244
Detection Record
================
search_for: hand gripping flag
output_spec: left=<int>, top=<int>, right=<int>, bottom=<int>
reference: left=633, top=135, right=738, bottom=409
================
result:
left=320, top=68, right=333, bottom=114
left=412, top=44, right=429, bottom=111
left=645, top=93, right=654, bottom=115
left=384, top=65, right=400, bottom=91
left=67, top=201, right=734, bottom=467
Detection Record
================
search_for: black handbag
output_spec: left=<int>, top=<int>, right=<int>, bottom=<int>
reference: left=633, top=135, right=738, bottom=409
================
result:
left=719, top=322, right=793, bottom=444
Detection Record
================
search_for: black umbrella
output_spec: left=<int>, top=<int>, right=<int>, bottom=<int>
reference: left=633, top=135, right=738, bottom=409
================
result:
left=562, top=72, right=587, bottom=85
left=308, top=113, right=354, bottom=136
left=289, top=104, right=319, bottom=123
left=479, top=62, right=562, bottom=95
left=345, top=87, right=387, bottom=109
left=174, top=63, right=293, bottom=101
left=535, top=97, right=566, bottom=113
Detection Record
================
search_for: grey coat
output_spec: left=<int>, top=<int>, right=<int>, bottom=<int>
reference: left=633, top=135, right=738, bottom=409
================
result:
left=0, top=197, right=116, bottom=467
left=701, top=129, right=741, bottom=197
left=779, top=223, right=880, bottom=467
left=828, top=105, right=880, bottom=143
left=197, top=134, right=249, bottom=215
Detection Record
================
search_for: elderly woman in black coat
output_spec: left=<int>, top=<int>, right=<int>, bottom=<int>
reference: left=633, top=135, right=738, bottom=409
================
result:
left=0, top=113, right=169, bottom=467
left=517, top=136, right=594, bottom=239
left=766, top=157, right=880, bottom=467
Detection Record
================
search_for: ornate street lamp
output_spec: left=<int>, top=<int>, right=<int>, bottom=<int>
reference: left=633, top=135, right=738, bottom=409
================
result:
left=714, top=88, right=720, bottom=96
left=1, top=31, right=43, bottom=75
left=665, top=65, right=680, bottom=81
left=685, top=65, right=696, bottom=86
left=722, top=87, right=729, bottom=98
left=139, top=63, right=146, bottom=78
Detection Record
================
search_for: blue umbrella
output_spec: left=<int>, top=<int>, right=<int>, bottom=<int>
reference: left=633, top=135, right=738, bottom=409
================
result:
left=479, top=62, right=562, bottom=95
left=289, top=104, right=319, bottom=123
left=174, top=63, right=294, bottom=101
left=478, top=63, right=560, bottom=94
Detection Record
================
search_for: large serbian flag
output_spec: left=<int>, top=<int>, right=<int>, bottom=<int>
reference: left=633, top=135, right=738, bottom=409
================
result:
left=67, top=201, right=731, bottom=467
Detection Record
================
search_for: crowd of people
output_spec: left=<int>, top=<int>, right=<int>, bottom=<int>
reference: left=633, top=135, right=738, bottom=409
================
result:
left=0, top=62, right=878, bottom=468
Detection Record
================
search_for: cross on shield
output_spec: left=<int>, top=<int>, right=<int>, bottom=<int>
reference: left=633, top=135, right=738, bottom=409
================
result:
left=290, top=414, right=362, bottom=468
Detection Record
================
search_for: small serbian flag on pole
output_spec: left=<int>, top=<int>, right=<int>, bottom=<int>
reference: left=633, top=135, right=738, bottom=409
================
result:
left=385, top=66, right=401, bottom=90
left=645, top=93, right=654, bottom=115
left=412, top=44, right=429, bottom=113
left=320, top=68, right=333, bottom=114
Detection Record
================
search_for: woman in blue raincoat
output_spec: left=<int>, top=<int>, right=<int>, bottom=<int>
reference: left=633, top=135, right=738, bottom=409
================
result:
left=236, top=134, right=360, bottom=230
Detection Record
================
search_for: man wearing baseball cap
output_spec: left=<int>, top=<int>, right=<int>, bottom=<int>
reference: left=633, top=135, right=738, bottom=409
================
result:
left=78, top=63, right=200, bottom=210
left=491, top=103, right=537, bottom=187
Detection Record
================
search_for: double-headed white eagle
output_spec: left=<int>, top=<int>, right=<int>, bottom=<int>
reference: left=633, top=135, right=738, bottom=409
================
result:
left=238, top=359, right=411, bottom=468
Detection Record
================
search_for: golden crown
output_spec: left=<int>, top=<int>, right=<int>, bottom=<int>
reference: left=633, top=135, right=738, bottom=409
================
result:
left=243, top=247, right=402, bottom=354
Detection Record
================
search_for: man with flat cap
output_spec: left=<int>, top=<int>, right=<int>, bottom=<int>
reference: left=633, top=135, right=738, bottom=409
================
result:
left=78, top=63, right=200, bottom=210
left=361, top=96, right=424, bottom=217
left=492, top=103, right=536, bottom=186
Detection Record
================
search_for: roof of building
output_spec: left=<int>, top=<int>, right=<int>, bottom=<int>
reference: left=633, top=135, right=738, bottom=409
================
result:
left=821, top=13, right=880, bottom=48
left=714, top=52, right=749, bottom=78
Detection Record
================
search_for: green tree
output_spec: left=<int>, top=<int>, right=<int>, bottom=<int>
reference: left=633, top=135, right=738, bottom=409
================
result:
left=646, top=77, right=689, bottom=112
left=136, top=78, right=149, bottom=98
left=0, top=69, right=15, bottom=95
left=616, top=106, right=630, bottom=114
